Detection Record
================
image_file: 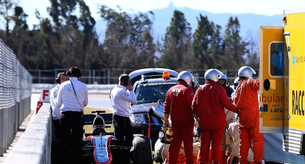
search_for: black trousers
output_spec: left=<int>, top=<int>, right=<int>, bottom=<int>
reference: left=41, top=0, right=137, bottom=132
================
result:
left=60, top=111, right=83, bottom=164
left=113, top=114, right=133, bottom=147
left=53, top=119, right=61, bottom=139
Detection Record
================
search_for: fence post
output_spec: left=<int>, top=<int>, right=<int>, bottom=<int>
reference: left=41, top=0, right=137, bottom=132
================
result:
left=107, top=69, right=110, bottom=84
left=38, top=70, right=41, bottom=84
left=88, top=69, right=91, bottom=84
left=103, top=69, right=106, bottom=84
left=93, top=70, right=95, bottom=84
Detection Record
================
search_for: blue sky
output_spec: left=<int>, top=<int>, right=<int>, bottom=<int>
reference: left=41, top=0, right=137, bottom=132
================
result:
left=18, top=0, right=305, bottom=29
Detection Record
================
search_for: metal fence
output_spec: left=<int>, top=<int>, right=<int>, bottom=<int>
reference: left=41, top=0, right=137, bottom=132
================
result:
left=0, top=39, right=32, bottom=157
left=28, top=68, right=255, bottom=85
left=29, top=68, right=133, bottom=84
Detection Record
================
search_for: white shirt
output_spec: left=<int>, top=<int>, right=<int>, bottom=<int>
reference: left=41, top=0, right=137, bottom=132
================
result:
left=50, top=84, right=61, bottom=120
left=110, top=84, right=137, bottom=117
left=56, top=77, right=88, bottom=116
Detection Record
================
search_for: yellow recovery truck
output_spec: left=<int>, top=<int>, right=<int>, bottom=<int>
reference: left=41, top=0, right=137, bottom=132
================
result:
left=260, top=8, right=305, bottom=163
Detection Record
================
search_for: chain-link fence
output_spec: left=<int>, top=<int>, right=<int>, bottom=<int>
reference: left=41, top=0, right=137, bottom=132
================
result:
left=0, top=39, right=32, bottom=157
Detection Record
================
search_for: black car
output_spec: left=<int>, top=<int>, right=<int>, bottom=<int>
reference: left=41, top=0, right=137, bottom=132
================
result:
left=129, top=77, right=178, bottom=147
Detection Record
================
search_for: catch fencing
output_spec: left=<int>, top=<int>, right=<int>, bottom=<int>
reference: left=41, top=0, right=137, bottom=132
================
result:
left=0, top=39, right=32, bottom=157
left=29, top=68, right=247, bottom=85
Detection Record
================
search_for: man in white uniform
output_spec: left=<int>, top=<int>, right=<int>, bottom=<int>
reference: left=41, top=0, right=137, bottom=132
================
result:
left=56, top=66, right=88, bottom=164
left=50, top=72, right=68, bottom=139
left=110, top=74, right=137, bottom=147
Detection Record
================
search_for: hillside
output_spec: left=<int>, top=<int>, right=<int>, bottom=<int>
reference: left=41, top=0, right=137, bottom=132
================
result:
left=95, top=3, right=283, bottom=42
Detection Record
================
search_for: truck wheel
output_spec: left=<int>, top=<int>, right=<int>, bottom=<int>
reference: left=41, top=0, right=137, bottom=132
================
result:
left=131, top=135, right=153, bottom=164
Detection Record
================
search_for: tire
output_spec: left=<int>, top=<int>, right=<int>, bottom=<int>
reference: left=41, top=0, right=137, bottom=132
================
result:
left=131, top=135, right=153, bottom=164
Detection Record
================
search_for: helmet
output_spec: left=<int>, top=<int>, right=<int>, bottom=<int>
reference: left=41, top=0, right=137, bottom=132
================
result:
left=191, top=74, right=195, bottom=83
left=178, top=71, right=192, bottom=86
left=234, top=77, right=239, bottom=85
left=233, top=77, right=239, bottom=90
left=204, top=69, right=223, bottom=82
left=238, top=66, right=256, bottom=79
left=190, top=74, right=196, bottom=86
left=218, top=74, right=227, bottom=80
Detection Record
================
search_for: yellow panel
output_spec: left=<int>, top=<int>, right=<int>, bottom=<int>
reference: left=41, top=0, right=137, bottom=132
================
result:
left=269, top=80, right=276, bottom=90
left=259, top=26, right=286, bottom=133
left=286, top=12, right=305, bottom=131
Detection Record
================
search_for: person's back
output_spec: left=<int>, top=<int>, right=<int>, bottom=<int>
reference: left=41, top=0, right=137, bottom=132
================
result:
left=111, top=84, right=136, bottom=117
left=234, top=78, right=259, bottom=128
left=59, top=78, right=88, bottom=111
left=110, top=74, right=136, bottom=153
left=163, top=71, right=195, bottom=164
left=192, top=69, right=237, bottom=164
left=165, top=82, right=194, bottom=127
left=56, top=66, right=88, bottom=164
left=234, top=78, right=259, bottom=110
left=194, top=80, right=235, bottom=130
left=233, top=66, right=263, bottom=164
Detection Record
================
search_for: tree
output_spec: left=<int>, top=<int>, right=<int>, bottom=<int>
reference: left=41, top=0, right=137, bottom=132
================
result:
left=210, top=24, right=226, bottom=69
left=127, top=12, right=155, bottom=68
left=192, top=14, right=220, bottom=69
left=99, top=6, right=131, bottom=68
left=245, top=30, right=260, bottom=69
left=9, top=5, right=28, bottom=66
left=12, top=6, right=28, bottom=30
left=39, top=0, right=101, bottom=69
left=223, top=16, right=248, bottom=70
left=100, top=5, right=155, bottom=69
left=0, top=0, right=14, bottom=37
left=157, top=10, right=193, bottom=70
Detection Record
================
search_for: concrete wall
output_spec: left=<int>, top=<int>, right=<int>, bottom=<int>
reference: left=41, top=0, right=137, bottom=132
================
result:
left=0, top=97, right=31, bottom=157
left=3, top=103, right=51, bottom=164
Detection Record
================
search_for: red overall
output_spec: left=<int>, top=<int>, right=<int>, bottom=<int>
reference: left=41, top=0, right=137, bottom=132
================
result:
left=164, top=81, right=195, bottom=164
left=234, top=78, right=263, bottom=164
left=192, top=80, right=237, bottom=164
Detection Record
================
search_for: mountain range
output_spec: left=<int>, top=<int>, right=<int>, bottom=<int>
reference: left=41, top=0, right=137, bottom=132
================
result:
left=95, top=2, right=284, bottom=43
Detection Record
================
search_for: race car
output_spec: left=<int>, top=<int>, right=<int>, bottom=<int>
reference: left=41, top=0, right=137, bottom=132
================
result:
left=82, top=110, right=153, bottom=164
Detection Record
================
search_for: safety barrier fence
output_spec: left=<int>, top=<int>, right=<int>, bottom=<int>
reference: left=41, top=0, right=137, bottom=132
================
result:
left=28, top=68, right=252, bottom=85
left=0, top=39, right=32, bottom=157
left=3, top=103, right=51, bottom=164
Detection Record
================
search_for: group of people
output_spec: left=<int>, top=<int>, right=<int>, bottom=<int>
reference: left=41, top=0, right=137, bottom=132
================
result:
left=50, top=70, right=137, bottom=164
left=50, top=66, right=88, bottom=164
left=163, top=66, right=263, bottom=164
left=49, top=65, right=263, bottom=164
